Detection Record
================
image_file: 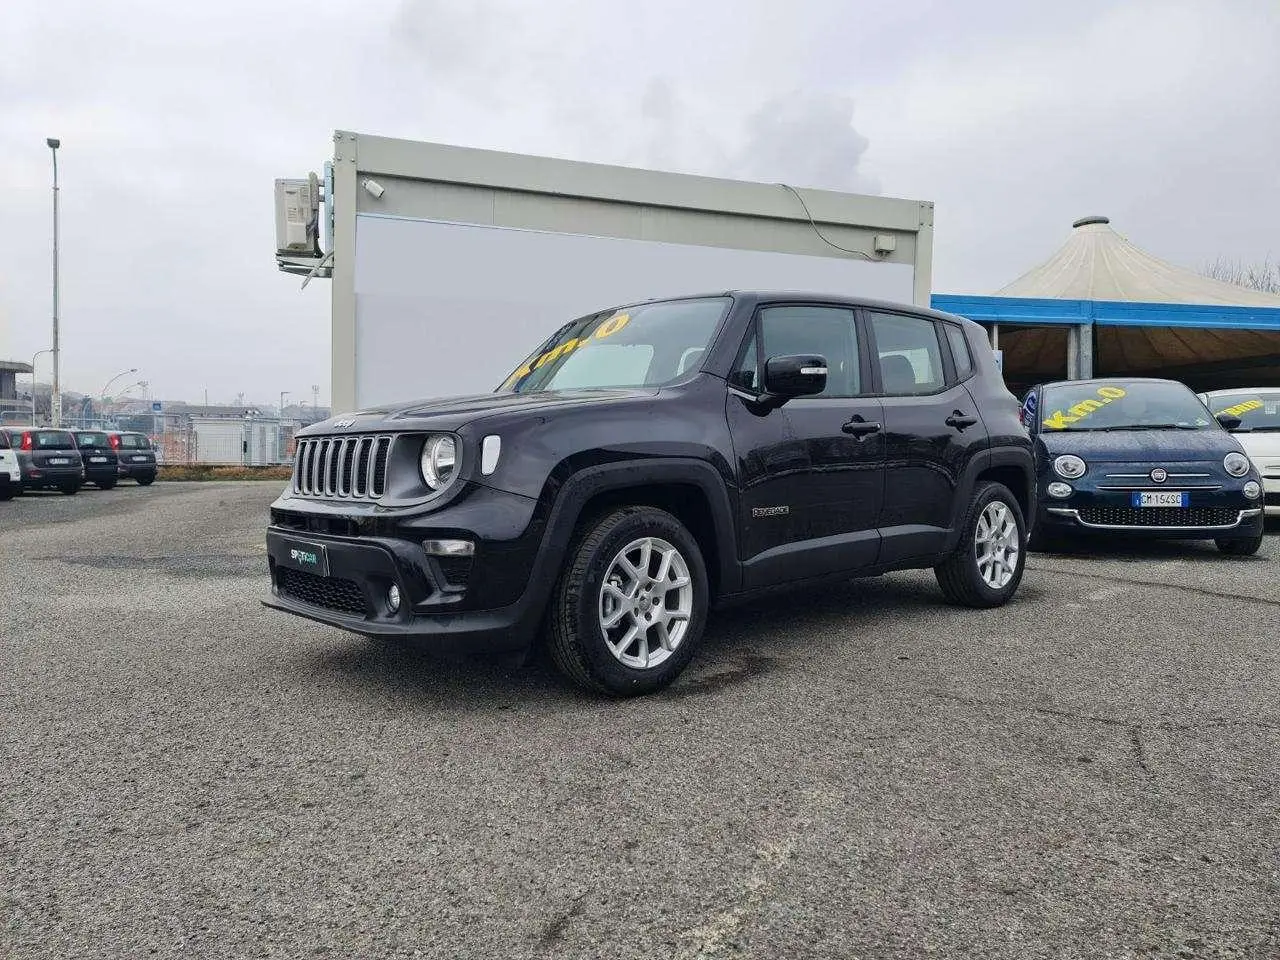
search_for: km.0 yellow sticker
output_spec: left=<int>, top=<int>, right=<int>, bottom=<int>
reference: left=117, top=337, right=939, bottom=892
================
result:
left=1042, top=385, right=1127, bottom=430
left=502, top=312, right=632, bottom=389
left=1216, top=398, right=1263, bottom=418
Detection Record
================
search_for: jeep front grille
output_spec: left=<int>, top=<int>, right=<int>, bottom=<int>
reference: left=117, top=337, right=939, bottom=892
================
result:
left=293, top=436, right=392, bottom=500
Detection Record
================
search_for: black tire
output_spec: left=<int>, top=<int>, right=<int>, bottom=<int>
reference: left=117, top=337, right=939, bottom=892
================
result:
left=137, top=476, right=155, bottom=486
left=1215, top=533, right=1263, bottom=556
left=548, top=506, right=709, bottom=697
left=0, top=488, right=13, bottom=502
left=61, top=484, right=80, bottom=496
left=934, top=481, right=1027, bottom=608
left=97, top=480, right=117, bottom=490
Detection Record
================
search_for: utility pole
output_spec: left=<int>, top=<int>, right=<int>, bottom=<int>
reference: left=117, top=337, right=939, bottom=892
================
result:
left=47, top=137, right=62, bottom=426
left=311, top=384, right=319, bottom=420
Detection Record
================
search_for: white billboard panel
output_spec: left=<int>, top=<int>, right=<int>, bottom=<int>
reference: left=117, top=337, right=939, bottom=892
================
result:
left=353, top=214, right=915, bottom=408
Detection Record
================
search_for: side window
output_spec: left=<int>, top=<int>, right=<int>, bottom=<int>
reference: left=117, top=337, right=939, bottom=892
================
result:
left=944, top=323, right=973, bottom=381
left=758, top=306, right=861, bottom=398
left=0, top=432, right=9, bottom=449
left=730, top=332, right=759, bottom=391
left=868, top=312, right=945, bottom=395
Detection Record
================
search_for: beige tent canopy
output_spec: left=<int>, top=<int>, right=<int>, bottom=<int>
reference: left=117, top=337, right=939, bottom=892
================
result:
left=950, top=216, right=1280, bottom=393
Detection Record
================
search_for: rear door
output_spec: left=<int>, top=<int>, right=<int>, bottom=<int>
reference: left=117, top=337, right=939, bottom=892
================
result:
left=727, top=302, right=885, bottom=588
left=117, top=433, right=157, bottom=467
left=75, top=431, right=118, bottom=469
left=865, top=310, right=990, bottom=565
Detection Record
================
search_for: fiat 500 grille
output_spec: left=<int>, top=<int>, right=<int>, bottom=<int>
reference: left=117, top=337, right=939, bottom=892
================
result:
left=1078, top=505, right=1240, bottom=528
left=292, top=436, right=392, bottom=500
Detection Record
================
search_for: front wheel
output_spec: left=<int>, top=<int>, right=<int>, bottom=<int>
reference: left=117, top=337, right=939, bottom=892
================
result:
left=548, top=506, right=709, bottom=697
left=934, top=481, right=1027, bottom=608
left=1216, top=533, right=1263, bottom=556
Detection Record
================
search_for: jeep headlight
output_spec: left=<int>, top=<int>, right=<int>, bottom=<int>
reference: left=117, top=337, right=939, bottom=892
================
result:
left=420, top=435, right=458, bottom=490
left=1053, top=454, right=1087, bottom=480
left=1223, top=452, right=1250, bottom=478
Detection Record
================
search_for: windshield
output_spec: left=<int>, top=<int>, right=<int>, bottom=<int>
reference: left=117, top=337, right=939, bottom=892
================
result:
left=1203, top=390, right=1280, bottom=431
left=75, top=432, right=110, bottom=448
left=1039, top=381, right=1215, bottom=432
left=499, top=297, right=731, bottom=394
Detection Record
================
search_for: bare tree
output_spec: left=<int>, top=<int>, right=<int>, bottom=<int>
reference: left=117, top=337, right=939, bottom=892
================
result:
left=1202, top=256, right=1280, bottom=294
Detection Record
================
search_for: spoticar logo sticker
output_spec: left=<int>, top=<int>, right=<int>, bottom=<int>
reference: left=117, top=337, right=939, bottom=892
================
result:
left=290, top=548, right=319, bottom=567
left=501, top=312, right=632, bottom=389
left=1042, top=385, right=1128, bottom=430
left=1216, top=398, right=1263, bottom=418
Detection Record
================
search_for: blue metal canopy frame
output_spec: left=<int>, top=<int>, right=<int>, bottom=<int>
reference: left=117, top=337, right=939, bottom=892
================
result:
left=931, top=294, right=1280, bottom=331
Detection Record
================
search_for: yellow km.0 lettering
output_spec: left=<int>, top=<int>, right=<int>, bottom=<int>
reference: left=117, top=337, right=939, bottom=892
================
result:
left=502, top=311, right=633, bottom=390
left=1216, top=398, right=1263, bottom=417
left=1042, top=385, right=1128, bottom=430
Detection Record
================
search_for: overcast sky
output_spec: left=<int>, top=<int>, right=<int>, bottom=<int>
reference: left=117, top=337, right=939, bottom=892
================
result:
left=1, top=0, right=1276, bottom=406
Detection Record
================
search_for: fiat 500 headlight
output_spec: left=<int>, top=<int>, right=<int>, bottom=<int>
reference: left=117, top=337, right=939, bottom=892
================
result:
left=420, top=435, right=459, bottom=490
left=1054, top=454, right=1087, bottom=480
left=1223, top=452, right=1250, bottom=477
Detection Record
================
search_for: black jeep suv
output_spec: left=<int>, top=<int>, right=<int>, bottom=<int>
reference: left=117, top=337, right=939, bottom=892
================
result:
left=264, top=292, right=1034, bottom=695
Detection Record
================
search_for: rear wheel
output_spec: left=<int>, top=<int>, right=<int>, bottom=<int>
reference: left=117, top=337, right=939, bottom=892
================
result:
left=137, top=476, right=155, bottom=486
left=98, top=480, right=117, bottom=490
left=935, top=481, right=1026, bottom=608
left=60, top=484, right=79, bottom=496
left=0, top=487, right=13, bottom=502
left=1215, top=533, right=1263, bottom=556
left=549, top=506, right=708, bottom=697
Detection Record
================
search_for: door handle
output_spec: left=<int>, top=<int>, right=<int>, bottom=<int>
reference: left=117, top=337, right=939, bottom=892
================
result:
left=945, top=410, right=979, bottom=430
left=842, top=416, right=882, bottom=437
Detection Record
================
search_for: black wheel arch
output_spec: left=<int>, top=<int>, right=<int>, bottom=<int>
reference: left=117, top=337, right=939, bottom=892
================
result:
left=942, top=445, right=1036, bottom=554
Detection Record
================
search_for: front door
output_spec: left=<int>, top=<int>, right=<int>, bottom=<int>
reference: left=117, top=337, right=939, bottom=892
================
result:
left=726, top=303, right=886, bottom=589
left=866, top=310, right=990, bottom=564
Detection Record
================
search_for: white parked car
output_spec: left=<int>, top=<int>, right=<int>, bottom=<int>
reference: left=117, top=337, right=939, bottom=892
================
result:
left=0, top=429, right=19, bottom=500
left=1200, top=388, right=1280, bottom=517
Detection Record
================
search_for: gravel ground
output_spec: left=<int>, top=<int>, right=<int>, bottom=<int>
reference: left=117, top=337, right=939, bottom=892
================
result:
left=3, top=482, right=1278, bottom=959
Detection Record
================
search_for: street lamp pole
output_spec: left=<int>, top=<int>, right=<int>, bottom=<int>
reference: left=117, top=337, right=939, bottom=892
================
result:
left=100, top=368, right=138, bottom=402
left=47, top=137, right=62, bottom=427
left=31, top=348, right=52, bottom=426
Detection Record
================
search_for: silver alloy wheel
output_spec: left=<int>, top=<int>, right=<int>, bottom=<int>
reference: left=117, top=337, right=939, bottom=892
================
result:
left=598, top=536, right=694, bottom=670
left=975, top=500, right=1019, bottom=589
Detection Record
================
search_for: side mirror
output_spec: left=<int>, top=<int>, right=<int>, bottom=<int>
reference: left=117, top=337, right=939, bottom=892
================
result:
left=763, top=355, right=827, bottom=399
left=1216, top=412, right=1243, bottom=430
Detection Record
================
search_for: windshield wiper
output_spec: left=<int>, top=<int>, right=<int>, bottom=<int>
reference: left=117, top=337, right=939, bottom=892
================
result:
left=1092, top=423, right=1202, bottom=431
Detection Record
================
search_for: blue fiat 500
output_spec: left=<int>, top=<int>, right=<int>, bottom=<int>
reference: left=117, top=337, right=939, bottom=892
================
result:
left=1022, top=377, right=1266, bottom=555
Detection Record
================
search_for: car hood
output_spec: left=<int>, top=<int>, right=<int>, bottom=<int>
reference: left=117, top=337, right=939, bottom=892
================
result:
left=1037, top=428, right=1240, bottom=462
left=1232, top=431, right=1280, bottom=465
left=300, top=388, right=658, bottom=435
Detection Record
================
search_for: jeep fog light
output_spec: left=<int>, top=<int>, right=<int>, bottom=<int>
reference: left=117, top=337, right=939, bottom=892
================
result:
left=1047, top=481, right=1073, bottom=499
left=1243, top=480, right=1261, bottom=500
left=387, top=584, right=402, bottom=612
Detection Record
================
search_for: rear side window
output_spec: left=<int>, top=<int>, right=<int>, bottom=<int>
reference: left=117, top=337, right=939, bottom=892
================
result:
left=944, top=324, right=973, bottom=380
left=868, top=312, right=945, bottom=395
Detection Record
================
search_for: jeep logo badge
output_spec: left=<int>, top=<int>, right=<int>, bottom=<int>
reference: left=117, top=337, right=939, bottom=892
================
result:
left=1150, top=468, right=1167, bottom=484
left=331, top=418, right=356, bottom=429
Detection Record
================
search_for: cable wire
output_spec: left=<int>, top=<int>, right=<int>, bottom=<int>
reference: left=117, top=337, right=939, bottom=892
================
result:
left=776, top=182, right=878, bottom=261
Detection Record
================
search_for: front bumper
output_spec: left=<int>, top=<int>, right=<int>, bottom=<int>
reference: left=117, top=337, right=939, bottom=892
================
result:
left=1263, top=476, right=1280, bottom=516
left=262, top=482, right=551, bottom=654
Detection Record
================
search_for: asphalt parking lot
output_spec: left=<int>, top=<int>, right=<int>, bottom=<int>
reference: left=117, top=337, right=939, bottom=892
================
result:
left=3, top=482, right=1278, bottom=959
